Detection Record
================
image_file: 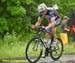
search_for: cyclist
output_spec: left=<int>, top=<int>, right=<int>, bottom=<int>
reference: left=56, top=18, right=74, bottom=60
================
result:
left=32, top=3, right=61, bottom=53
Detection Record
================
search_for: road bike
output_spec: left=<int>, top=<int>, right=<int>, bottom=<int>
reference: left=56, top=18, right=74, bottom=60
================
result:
left=26, top=26, right=63, bottom=63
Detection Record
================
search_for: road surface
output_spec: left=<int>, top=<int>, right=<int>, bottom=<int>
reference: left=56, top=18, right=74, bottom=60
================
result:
left=0, top=55, right=75, bottom=63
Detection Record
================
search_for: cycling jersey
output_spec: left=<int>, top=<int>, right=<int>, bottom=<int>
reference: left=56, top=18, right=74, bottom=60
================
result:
left=38, top=9, right=60, bottom=33
left=38, top=10, right=56, bottom=22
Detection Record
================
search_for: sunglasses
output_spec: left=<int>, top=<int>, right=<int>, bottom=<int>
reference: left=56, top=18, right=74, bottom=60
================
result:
left=40, top=10, right=46, bottom=14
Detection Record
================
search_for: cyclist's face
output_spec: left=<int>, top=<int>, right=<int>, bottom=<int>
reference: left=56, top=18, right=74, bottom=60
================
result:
left=41, top=10, right=47, bottom=15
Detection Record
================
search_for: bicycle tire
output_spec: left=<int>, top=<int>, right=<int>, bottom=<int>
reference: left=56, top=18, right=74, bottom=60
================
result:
left=50, top=38, right=63, bottom=61
left=26, top=37, right=43, bottom=63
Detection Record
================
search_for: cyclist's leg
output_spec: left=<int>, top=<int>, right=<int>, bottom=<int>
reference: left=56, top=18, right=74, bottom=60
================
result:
left=42, top=28, right=51, bottom=58
left=45, top=28, right=51, bottom=48
left=51, top=27, right=57, bottom=42
left=52, top=18, right=61, bottom=42
left=51, top=18, right=61, bottom=42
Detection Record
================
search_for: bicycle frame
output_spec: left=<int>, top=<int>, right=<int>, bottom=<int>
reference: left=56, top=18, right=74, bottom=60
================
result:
left=33, top=29, right=49, bottom=51
left=26, top=26, right=63, bottom=63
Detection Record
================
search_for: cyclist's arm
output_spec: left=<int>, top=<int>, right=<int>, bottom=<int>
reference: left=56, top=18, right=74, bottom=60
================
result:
left=35, top=17, right=42, bottom=27
left=45, top=17, right=55, bottom=29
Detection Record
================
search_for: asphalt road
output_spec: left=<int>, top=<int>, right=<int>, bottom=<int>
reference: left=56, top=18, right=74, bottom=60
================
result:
left=0, top=55, right=75, bottom=63
left=38, top=54, right=75, bottom=63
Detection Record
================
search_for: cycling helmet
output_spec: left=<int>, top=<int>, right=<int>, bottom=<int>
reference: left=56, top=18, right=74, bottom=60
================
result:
left=53, top=4, right=58, bottom=10
left=47, top=7, right=54, bottom=10
left=38, top=3, right=47, bottom=12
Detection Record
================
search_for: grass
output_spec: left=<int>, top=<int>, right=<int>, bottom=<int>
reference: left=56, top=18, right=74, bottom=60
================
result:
left=64, top=43, right=75, bottom=55
left=0, top=41, right=75, bottom=58
left=0, top=32, right=34, bottom=58
left=0, top=42, right=27, bottom=58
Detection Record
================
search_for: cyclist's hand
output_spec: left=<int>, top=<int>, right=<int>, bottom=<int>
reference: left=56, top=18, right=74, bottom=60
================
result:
left=31, top=24, right=35, bottom=29
left=42, top=26, right=45, bottom=30
left=42, top=26, right=49, bottom=30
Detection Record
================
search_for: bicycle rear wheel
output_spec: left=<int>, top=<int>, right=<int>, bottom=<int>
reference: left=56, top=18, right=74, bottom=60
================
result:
left=26, top=37, right=43, bottom=63
left=50, top=38, right=63, bottom=61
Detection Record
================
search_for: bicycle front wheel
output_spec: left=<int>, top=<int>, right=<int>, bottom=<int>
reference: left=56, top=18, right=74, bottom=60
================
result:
left=50, top=38, right=63, bottom=61
left=26, top=37, right=43, bottom=63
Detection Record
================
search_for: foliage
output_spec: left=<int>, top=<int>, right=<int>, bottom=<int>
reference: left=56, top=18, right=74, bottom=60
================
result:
left=0, top=0, right=36, bottom=37
left=0, top=0, right=75, bottom=45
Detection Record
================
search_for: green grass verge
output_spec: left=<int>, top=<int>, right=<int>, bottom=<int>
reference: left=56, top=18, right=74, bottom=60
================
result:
left=0, top=42, right=27, bottom=58
left=64, top=43, right=75, bottom=55
left=0, top=41, right=75, bottom=58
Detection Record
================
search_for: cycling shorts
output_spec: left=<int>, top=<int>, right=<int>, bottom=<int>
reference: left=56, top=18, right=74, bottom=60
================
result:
left=45, top=28, right=51, bottom=33
left=55, top=18, right=61, bottom=27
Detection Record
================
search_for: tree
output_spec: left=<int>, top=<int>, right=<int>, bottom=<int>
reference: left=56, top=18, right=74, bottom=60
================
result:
left=0, top=0, right=75, bottom=38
